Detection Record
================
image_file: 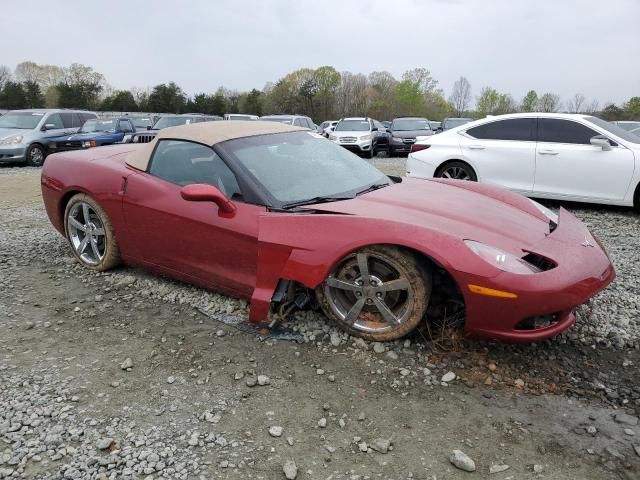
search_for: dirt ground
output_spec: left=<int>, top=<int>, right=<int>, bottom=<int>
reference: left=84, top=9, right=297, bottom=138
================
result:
left=1, top=166, right=639, bottom=480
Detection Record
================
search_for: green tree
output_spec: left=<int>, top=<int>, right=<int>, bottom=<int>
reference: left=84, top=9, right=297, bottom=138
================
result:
left=623, top=97, right=640, bottom=119
left=23, top=81, right=44, bottom=108
left=520, top=90, right=538, bottom=112
left=244, top=88, right=263, bottom=116
left=537, top=92, right=561, bottom=112
left=0, top=81, right=27, bottom=109
left=395, top=79, right=424, bottom=116
left=146, top=82, right=186, bottom=113
left=100, top=90, right=137, bottom=111
left=476, top=87, right=500, bottom=117
left=600, top=103, right=624, bottom=121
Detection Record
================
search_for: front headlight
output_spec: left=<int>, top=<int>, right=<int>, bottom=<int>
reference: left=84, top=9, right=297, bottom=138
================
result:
left=0, top=134, right=24, bottom=145
left=528, top=199, right=558, bottom=224
left=392, top=136, right=403, bottom=142
left=82, top=140, right=97, bottom=148
left=360, top=134, right=372, bottom=141
left=464, top=240, right=541, bottom=274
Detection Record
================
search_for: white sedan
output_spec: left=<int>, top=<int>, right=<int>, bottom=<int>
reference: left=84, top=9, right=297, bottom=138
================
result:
left=407, top=113, right=640, bottom=209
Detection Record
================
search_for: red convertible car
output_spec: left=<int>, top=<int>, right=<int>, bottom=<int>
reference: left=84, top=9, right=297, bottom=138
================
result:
left=41, top=121, right=615, bottom=342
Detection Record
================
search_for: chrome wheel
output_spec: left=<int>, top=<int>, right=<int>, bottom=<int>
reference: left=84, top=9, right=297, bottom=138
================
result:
left=441, top=165, right=471, bottom=180
left=28, top=145, right=45, bottom=166
left=324, top=252, right=414, bottom=334
left=67, top=202, right=106, bottom=266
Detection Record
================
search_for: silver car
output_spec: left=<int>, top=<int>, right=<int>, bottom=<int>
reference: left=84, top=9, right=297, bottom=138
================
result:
left=0, top=109, right=97, bottom=166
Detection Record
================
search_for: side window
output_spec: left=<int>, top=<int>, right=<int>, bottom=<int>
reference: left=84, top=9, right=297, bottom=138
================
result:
left=81, top=113, right=97, bottom=123
left=59, top=113, right=75, bottom=129
left=466, top=118, right=536, bottom=141
left=119, top=120, right=134, bottom=133
left=293, top=118, right=306, bottom=127
left=538, top=118, right=598, bottom=145
left=44, top=113, right=64, bottom=129
left=71, top=113, right=83, bottom=128
left=149, top=140, right=242, bottom=199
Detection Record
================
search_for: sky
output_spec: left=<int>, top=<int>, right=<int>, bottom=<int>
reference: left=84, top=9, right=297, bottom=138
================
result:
left=3, top=0, right=639, bottom=105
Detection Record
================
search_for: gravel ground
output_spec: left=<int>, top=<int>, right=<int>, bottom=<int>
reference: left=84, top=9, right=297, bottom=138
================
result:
left=1, top=162, right=639, bottom=479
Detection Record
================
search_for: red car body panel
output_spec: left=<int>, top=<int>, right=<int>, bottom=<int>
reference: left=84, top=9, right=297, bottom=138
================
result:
left=41, top=144, right=616, bottom=342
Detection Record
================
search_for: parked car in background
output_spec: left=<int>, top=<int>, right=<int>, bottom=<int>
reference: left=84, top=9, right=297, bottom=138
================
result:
left=260, top=114, right=315, bottom=129
left=41, top=121, right=615, bottom=342
left=630, top=127, right=640, bottom=137
left=407, top=113, right=640, bottom=209
left=382, top=121, right=391, bottom=129
left=429, top=121, right=441, bottom=131
left=611, top=121, right=640, bottom=132
left=330, top=117, right=383, bottom=158
left=224, top=114, right=259, bottom=120
left=439, top=117, right=473, bottom=132
left=387, top=117, right=433, bottom=156
left=47, top=118, right=136, bottom=153
left=132, top=114, right=222, bottom=143
left=0, top=109, right=97, bottom=166
left=373, top=119, right=390, bottom=153
left=128, top=116, right=155, bottom=130
left=317, top=120, right=338, bottom=137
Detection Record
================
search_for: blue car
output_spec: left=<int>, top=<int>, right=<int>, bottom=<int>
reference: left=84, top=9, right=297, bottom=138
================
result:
left=47, top=117, right=136, bottom=153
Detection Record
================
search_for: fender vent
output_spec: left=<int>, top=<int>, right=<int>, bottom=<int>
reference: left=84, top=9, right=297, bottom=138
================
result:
left=521, top=252, right=556, bottom=272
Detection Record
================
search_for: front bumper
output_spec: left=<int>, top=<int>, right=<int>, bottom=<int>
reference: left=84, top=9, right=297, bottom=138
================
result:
left=0, top=144, right=27, bottom=163
left=459, top=208, right=615, bottom=342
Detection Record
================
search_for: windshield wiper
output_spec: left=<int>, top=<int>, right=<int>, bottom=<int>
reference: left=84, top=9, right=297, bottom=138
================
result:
left=354, top=182, right=390, bottom=196
left=280, top=195, right=354, bottom=210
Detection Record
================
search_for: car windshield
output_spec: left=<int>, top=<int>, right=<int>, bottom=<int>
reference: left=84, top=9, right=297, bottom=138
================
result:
left=444, top=118, right=472, bottom=129
left=0, top=111, right=44, bottom=129
left=130, top=117, right=153, bottom=128
left=335, top=120, right=370, bottom=131
left=261, top=117, right=293, bottom=124
left=587, top=116, right=640, bottom=144
left=615, top=122, right=640, bottom=131
left=220, top=131, right=389, bottom=205
left=391, top=119, right=431, bottom=131
left=80, top=119, right=115, bottom=133
left=152, top=116, right=195, bottom=129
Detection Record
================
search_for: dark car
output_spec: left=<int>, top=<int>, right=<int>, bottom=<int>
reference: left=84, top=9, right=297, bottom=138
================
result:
left=387, top=117, right=433, bottom=156
left=132, top=114, right=222, bottom=143
left=439, top=117, right=473, bottom=132
left=47, top=118, right=136, bottom=153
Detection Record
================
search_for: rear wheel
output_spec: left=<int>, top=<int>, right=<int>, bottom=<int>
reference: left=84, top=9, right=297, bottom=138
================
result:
left=64, top=194, right=121, bottom=271
left=26, top=144, right=46, bottom=167
left=436, top=161, right=477, bottom=181
left=316, top=246, right=431, bottom=341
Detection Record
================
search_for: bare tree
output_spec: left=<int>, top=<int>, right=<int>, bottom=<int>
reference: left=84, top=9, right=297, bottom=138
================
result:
left=449, top=76, right=472, bottom=116
left=537, top=92, right=562, bottom=112
left=583, top=99, right=600, bottom=114
left=0, top=65, right=11, bottom=90
left=566, top=93, right=586, bottom=113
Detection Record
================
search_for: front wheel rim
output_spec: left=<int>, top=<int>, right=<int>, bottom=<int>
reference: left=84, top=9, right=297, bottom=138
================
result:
left=68, top=202, right=106, bottom=266
left=30, top=147, right=44, bottom=165
left=324, top=252, right=414, bottom=334
left=441, top=166, right=472, bottom=180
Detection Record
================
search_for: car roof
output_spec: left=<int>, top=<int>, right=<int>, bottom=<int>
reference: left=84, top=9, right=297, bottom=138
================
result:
left=126, top=120, right=305, bottom=171
left=8, top=108, right=94, bottom=113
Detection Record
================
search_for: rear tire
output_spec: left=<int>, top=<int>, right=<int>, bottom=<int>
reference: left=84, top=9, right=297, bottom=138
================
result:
left=64, top=193, right=121, bottom=271
left=316, top=246, right=431, bottom=342
left=435, top=161, right=477, bottom=181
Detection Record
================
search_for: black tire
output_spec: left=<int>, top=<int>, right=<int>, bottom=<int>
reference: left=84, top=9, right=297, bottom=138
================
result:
left=367, top=145, right=375, bottom=159
left=26, top=144, right=46, bottom=167
left=387, top=146, right=394, bottom=158
left=64, top=193, right=121, bottom=272
left=316, top=246, right=431, bottom=342
left=435, top=161, right=477, bottom=181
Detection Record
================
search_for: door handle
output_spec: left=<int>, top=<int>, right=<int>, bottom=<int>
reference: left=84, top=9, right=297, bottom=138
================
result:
left=538, top=149, right=558, bottom=155
left=468, top=145, right=485, bottom=150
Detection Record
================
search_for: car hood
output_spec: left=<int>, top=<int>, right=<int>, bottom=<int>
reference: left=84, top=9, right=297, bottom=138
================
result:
left=305, top=178, right=551, bottom=255
left=0, top=128, right=29, bottom=140
left=55, top=132, right=115, bottom=141
left=390, top=130, right=433, bottom=139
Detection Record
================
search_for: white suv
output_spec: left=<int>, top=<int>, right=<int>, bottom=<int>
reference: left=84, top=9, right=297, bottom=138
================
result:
left=407, top=113, right=640, bottom=208
left=330, top=117, right=379, bottom=158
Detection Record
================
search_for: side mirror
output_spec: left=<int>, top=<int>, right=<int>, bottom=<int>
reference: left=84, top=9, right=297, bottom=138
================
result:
left=590, top=135, right=612, bottom=151
left=180, top=183, right=236, bottom=217
left=371, top=127, right=378, bottom=131
left=41, top=123, right=57, bottom=131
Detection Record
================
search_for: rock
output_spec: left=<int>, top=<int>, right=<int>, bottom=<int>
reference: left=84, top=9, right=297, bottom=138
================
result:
left=385, top=351, right=399, bottom=360
left=357, top=412, right=366, bottom=421
left=269, top=426, right=283, bottom=437
left=246, top=376, right=257, bottom=387
left=633, top=444, right=640, bottom=457
left=532, top=464, right=544, bottom=473
left=316, top=368, right=325, bottom=375
left=489, top=464, right=510, bottom=474
left=624, top=428, right=635, bottom=436
left=167, top=376, right=175, bottom=384
left=257, top=375, right=270, bottom=386
left=400, top=368, right=410, bottom=377
left=373, top=343, right=385, bottom=354
left=441, top=371, right=456, bottom=383
left=120, top=357, right=133, bottom=370
left=215, top=329, right=225, bottom=337
left=234, top=371, right=244, bottom=380
left=328, top=374, right=336, bottom=382
left=370, top=438, right=391, bottom=454
left=614, top=413, right=638, bottom=426
left=330, top=332, right=341, bottom=347
left=283, top=460, right=298, bottom=479
left=318, top=418, right=327, bottom=428
left=96, top=438, right=113, bottom=450
left=449, top=450, right=476, bottom=472
left=587, top=425, right=597, bottom=436
left=514, top=379, right=525, bottom=388
left=358, top=442, right=368, bottom=452
left=188, top=432, right=199, bottom=446
left=286, top=437, right=294, bottom=446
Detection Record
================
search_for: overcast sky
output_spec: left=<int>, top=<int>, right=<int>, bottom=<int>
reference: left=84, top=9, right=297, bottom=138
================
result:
left=4, top=0, right=639, bottom=105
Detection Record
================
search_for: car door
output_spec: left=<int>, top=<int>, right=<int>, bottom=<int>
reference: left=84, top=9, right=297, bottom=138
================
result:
left=533, top=118, right=635, bottom=201
left=117, top=119, right=135, bottom=143
left=374, top=120, right=389, bottom=148
left=41, top=112, right=71, bottom=140
left=122, top=139, right=264, bottom=297
left=460, top=118, right=537, bottom=193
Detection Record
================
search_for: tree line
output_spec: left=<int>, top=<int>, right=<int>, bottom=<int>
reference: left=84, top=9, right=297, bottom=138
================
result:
left=0, top=61, right=638, bottom=122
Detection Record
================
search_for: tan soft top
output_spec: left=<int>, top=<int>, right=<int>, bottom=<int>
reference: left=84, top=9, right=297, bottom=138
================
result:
left=126, top=120, right=305, bottom=171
